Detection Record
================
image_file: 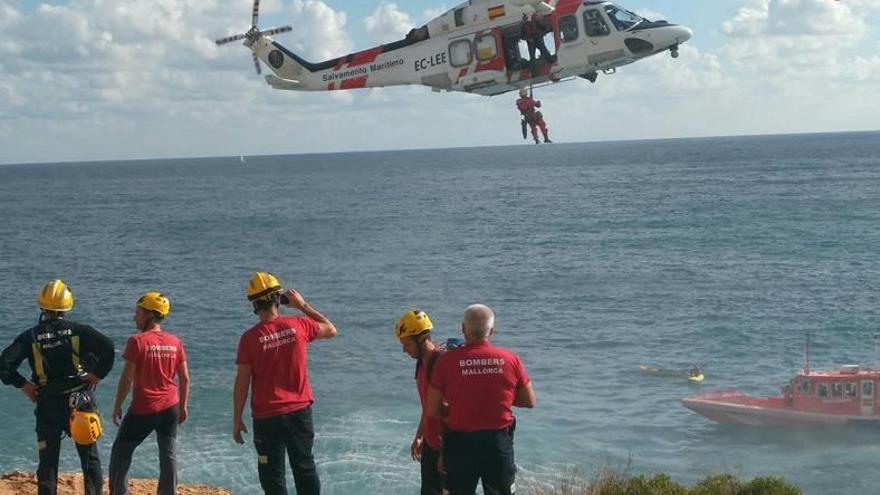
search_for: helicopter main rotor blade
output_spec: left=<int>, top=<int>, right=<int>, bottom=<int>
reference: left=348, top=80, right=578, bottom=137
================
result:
left=215, top=33, right=247, bottom=45
left=252, top=0, right=261, bottom=28
left=260, top=26, right=292, bottom=37
left=253, top=52, right=262, bottom=75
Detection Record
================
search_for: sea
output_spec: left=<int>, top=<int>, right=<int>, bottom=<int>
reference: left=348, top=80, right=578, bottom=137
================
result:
left=1, top=132, right=879, bottom=495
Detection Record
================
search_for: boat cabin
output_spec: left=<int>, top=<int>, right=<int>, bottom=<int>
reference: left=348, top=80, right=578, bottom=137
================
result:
left=787, top=366, right=879, bottom=416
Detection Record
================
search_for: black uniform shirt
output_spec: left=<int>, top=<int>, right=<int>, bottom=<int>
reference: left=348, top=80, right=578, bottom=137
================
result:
left=0, top=317, right=115, bottom=389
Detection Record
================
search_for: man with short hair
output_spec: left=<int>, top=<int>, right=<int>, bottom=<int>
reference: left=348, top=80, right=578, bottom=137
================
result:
left=426, top=304, right=535, bottom=495
left=0, top=279, right=115, bottom=495
left=109, top=292, right=190, bottom=495
left=396, top=310, right=444, bottom=495
left=233, top=272, right=338, bottom=495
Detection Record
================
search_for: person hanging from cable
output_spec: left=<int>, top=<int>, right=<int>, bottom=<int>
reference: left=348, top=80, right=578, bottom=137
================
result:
left=516, top=87, right=552, bottom=144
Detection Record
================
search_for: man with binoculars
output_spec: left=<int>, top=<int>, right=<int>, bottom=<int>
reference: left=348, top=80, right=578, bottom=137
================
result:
left=232, top=272, right=338, bottom=495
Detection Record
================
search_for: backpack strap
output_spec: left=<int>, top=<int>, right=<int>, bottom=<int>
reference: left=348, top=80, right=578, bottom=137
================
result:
left=414, top=349, right=443, bottom=382
left=426, top=350, right=442, bottom=382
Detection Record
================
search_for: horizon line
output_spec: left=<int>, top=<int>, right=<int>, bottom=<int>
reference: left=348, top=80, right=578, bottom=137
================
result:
left=3, top=128, right=878, bottom=167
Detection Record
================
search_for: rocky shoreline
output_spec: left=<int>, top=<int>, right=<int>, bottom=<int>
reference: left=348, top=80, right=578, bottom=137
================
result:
left=0, top=472, right=231, bottom=495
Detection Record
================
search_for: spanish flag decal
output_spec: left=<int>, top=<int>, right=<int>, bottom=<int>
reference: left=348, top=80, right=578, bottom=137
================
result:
left=488, top=5, right=506, bottom=20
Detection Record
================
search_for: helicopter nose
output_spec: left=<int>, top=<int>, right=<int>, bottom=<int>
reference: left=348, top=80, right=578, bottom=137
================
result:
left=674, top=25, right=693, bottom=44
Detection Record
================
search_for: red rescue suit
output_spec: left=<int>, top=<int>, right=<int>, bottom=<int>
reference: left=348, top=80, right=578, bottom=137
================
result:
left=516, top=96, right=550, bottom=143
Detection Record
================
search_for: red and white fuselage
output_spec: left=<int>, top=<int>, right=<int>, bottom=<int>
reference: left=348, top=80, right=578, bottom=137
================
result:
left=249, top=0, right=692, bottom=96
left=683, top=366, right=880, bottom=426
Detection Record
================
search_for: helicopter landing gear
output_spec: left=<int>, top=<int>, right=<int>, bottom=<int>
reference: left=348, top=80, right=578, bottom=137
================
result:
left=670, top=44, right=680, bottom=59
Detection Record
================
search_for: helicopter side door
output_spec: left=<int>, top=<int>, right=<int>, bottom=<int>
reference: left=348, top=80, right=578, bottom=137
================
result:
left=555, top=10, right=587, bottom=72
left=582, top=7, right=626, bottom=71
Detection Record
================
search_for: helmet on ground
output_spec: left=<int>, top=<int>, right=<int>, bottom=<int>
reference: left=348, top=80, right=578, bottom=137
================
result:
left=37, top=279, right=74, bottom=312
left=137, top=292, right=170, bottom=317
left=396, top=310, right=433, bottom=340
left=69, top=411, right=102, bottom=446
left=519, top=88, right=529, bottom=98
left=247, top=272, right=282, bottom=301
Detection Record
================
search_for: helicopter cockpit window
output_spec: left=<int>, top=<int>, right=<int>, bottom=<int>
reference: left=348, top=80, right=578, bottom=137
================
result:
left=559, top=15, right=579, bottom=42
left=604, top=4, right=645, bottom=32
left=449, top=39, right=473, bottom=67
left=583, top=10, right=611, bottom=37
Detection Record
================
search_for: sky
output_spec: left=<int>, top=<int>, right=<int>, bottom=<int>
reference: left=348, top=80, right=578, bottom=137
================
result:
left=0, top=0, right=878, bottom=164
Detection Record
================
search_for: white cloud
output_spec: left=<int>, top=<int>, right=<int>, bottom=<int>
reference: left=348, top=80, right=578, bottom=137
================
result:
left=722, top=0, right=866, bottom=37
left=288, top=0, right=352, bottom=61
left=0, top=0, right=21, bottom=29
left=0, top=0, right=877, bottom=164
left=0, top=0, right=359, bottom=162
left=364, top=2, right=414, bottom=44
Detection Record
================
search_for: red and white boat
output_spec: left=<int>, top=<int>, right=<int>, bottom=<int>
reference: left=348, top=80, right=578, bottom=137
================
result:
left=683, top=364, right=880, bottom=426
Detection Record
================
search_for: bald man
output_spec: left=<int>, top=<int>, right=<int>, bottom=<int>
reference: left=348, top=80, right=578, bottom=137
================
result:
left=426, top=304, right=535, bottom=495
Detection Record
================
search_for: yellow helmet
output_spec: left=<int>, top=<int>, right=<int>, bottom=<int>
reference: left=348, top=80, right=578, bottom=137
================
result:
left=137, top=292, right=170, bottom=317
left=69, top=410, right=102, bottom=446
left=519, top=87, right=529, bottom=98
left=247, top=272, right=283, bottom=301
left=37, top=279, right=74, bottom=312
left=396, top=310, right=433, bottom=340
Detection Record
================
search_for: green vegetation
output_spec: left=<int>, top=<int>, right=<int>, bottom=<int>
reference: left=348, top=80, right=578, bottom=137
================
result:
left=527, top=472, right=802, bottom=495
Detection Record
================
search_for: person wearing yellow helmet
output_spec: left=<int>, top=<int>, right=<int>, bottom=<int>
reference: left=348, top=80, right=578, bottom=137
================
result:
left=516, top=87, right=552, bottom=144
left=0, top=279, right=115, bottom=495
left=233, top=272, right=338, bottom=495
left=108, top=292, right=190, bottom=495
left=396, top=310, right=445, bottom=495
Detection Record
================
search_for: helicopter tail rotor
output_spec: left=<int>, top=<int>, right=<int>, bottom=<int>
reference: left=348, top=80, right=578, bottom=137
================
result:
left=215, top=0, right=292, bottom=75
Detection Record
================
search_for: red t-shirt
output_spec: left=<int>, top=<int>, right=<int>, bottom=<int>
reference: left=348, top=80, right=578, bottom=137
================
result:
left=416, top=350, right=444, bottom=450
left=517, top=97, right=537, bottom=115
left=235, top=316, right=320, bottom=419
left=430, top=341, right=530, bottom=433
left=123, top=329, right=186, bottom=415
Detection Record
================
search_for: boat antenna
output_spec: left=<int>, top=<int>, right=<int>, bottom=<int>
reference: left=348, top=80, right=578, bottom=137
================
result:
left=804, top=332, right=812, bottom=375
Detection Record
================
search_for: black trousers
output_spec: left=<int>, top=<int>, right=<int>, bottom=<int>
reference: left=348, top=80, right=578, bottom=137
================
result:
left=443, top=427, right=517, bottom=495
left=35, top=393, right=102, bottom=495
left=253, top=406, right=320, bottom=495
left=527, top=40, right=554, bottom=67
left=109, top=405, right=179, bottom=495
left=420, top=442, right=443, bottom=495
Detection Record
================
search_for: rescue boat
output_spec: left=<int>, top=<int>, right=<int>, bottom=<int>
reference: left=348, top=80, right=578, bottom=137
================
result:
left=683, top=365, right=880, bottom=426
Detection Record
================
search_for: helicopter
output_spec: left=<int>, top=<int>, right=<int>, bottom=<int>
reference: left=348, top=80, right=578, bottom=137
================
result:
left=216, top=0, right=693, bottom=97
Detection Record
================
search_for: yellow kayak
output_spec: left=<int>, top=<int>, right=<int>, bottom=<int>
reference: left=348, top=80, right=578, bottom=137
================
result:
left=640, top=365, right=704, bottom=383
